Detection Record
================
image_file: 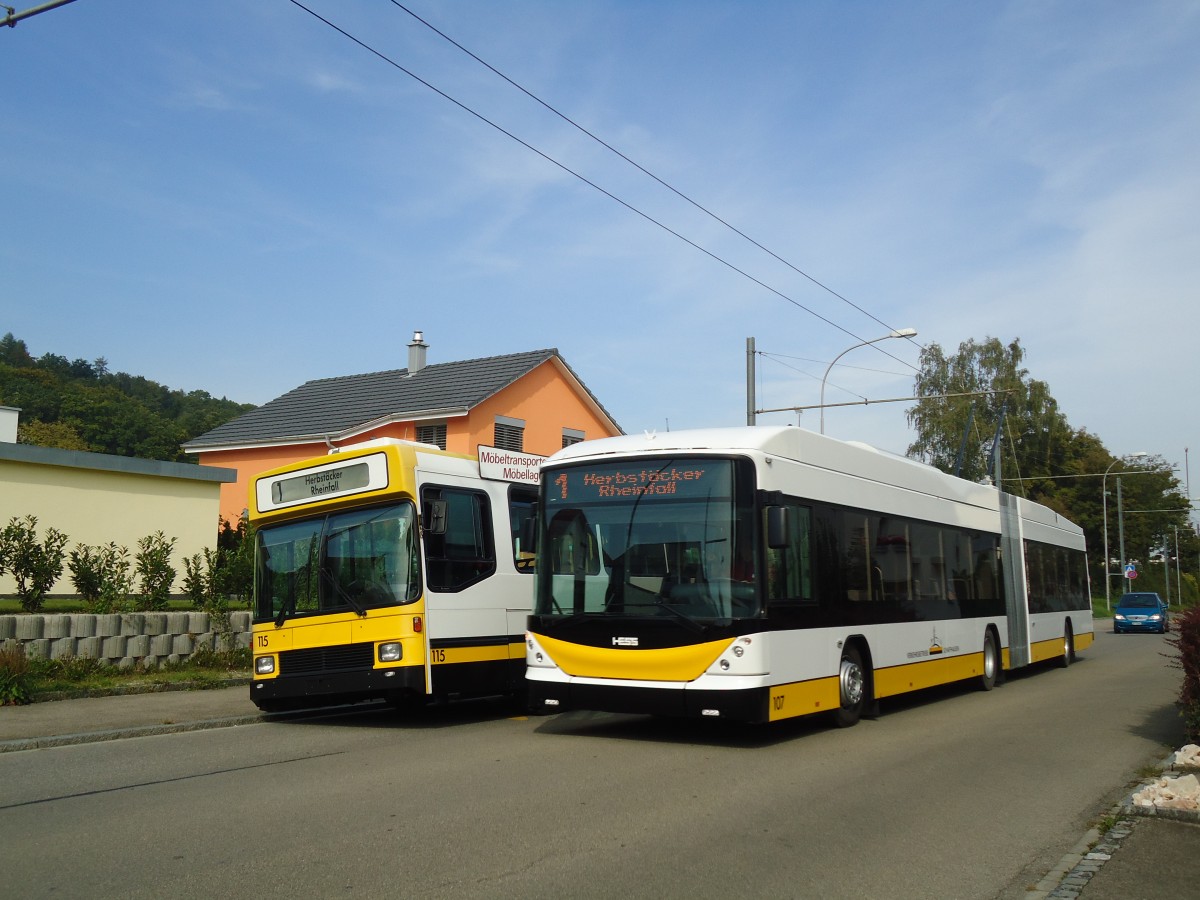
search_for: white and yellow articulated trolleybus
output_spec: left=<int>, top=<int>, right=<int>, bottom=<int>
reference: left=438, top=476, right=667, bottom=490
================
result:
left=525, top=426, right=1092, bottom=726
left=249, top=439, right=540, bottom=712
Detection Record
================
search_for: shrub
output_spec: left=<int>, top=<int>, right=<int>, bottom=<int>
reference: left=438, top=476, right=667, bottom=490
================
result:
left=135, top=531, right=176, bottom=611
left=0, top=515, right=68, bottom=613
left=184, top=549, right=237, bottom=651
left=0, top=643, right=32, bottom=705
left=67, top=544, right=106, bottom=607
left=67, top=542, right=134, bottom=613
left=182, top=549, right=220, bottom=610
left=217, top=517, right=255, bottom=604
left=1168, top=605, right=1200, bottom=743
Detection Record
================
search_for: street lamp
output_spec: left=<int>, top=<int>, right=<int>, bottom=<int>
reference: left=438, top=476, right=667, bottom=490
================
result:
left=1103, top=452, right=1147, bottom=612
left=819, top=328, right=917, bottom=434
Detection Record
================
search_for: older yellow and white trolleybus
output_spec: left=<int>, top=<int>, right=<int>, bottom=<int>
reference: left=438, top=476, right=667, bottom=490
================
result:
left=525, top=426, right=1093, bottom=725
left=249, top=439, right=539, bottom=711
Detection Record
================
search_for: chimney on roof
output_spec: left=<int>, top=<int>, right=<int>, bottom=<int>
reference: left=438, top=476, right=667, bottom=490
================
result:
left=0, top=405, right=18, bottom=444
left=407, top=330, right=429, bottom=375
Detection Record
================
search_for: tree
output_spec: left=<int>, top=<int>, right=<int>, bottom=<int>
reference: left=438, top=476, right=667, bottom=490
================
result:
left=906, top=336, right=1070, bottom=487
left=904, top=336, right=1194, bottom=593
left=17, top=418, right=90, bottom=451
left=0, top=333, right=34, bottom=368
left=0, top=334, right=254, bottom=464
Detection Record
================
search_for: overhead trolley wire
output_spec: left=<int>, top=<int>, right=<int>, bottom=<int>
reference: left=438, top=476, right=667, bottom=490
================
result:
left=387, top=1, right=918, bottom=356
left=286, top=0, right=920, bottom=371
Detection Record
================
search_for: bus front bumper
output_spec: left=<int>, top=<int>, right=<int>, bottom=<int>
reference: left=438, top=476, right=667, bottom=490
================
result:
left=252, top=665, right=425, bottom=711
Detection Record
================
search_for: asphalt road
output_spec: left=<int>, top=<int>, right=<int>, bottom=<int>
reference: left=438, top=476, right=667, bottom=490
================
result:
left=0, top=627, right=1184, bottom=899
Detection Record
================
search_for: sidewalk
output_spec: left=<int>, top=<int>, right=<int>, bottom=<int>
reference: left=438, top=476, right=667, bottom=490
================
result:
left=0, top=682, right=263, bottom=751
left=0, top=685, right=1197, bottom=898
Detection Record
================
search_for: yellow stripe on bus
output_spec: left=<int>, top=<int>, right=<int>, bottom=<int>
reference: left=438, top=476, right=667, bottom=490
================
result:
left=873, top=651, right=990, bottom=698
left=432, top=642, right=524, bottom=665
left=536, top=633, right=733, bottom=681
left=1029, top=636, right=1076, bottom=664
left=767, top=676, right=840, bottom=722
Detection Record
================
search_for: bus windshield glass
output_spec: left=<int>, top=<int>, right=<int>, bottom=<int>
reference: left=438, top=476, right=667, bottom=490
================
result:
left=254, top=502, right=420, bottom=622
left=535, top=457, right=759, bottom=620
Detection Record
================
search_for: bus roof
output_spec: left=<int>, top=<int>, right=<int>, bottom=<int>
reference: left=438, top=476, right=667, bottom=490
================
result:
left=543, top=425, right=1077, bottom=533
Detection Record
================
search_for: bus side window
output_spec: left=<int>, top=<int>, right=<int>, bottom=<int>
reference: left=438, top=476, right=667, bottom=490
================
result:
left=421, top=486, right=496, bottom=592
left=509, top=486, right=538, bottom=573
left=764, top=503, right=813, bottom=604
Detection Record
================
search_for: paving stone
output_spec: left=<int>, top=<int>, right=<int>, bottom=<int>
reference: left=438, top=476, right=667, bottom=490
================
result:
left=125, top=634, right=150, bottom=656
left=15, top=616, right=44, bottom=640
left=43, top=615, right=71, bottom=639
left=172, top=633, right=194, bottom=655
left=150, top=634, right=173, bottom=656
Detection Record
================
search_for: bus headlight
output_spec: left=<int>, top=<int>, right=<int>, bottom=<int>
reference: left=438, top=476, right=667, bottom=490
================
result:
left=255, top=656, right=276, bottom=675
left=378, top=642, right=403, bottom=663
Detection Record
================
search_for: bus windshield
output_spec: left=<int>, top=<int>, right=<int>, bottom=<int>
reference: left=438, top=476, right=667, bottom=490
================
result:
left=254, top=502, right=420, bottom=623
left=534, top=457, right=759, bottom=621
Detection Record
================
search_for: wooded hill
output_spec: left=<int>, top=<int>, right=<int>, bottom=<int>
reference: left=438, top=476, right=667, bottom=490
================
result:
left=0, top=333, right=253, bottom=463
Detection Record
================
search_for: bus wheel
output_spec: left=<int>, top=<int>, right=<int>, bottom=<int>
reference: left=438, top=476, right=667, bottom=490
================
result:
left=835, top=645, right=866, bottom=728
left=1057, top=623, right=1074, bottom=669
left=978, top=630, right=999, bottom=691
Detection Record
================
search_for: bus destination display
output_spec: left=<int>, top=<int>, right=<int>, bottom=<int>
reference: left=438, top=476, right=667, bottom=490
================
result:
left=271, top=461, right=371, bottom=504
left=549, top=460, right=730, bottom=503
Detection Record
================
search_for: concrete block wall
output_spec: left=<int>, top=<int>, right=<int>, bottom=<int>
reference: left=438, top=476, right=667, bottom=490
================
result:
left=0, top=611, right=252, bottom=668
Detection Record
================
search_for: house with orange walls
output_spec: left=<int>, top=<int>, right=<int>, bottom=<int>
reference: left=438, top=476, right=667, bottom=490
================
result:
left=182, top=334, right=622, bottom=525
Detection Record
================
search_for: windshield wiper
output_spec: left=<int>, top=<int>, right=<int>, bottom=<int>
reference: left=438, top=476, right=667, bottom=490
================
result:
left=653, top=598, right=706, bottom=634
left=274, top=595, right=296, bottom=629
left=322, top=568, right=367, bottom=617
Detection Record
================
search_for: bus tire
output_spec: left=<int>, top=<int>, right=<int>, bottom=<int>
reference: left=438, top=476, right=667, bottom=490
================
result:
left=1057, top=622, right=1074, bottom=669
left=834, top=644, right=867, bottom=728
left=978, top=629, right=999, bottom=691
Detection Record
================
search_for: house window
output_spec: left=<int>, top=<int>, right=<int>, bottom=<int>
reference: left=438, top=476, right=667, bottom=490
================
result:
left=416, top=423, right=447, bottom=449
left=494, top=416, right=525, bottom=452
left=562, top=428, right=585, bottom=448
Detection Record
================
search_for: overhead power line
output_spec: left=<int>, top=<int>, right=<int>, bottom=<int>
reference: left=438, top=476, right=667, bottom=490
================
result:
left=286, top=0, right=919, bottom=372
left=387, top=1, right=917, bottom=350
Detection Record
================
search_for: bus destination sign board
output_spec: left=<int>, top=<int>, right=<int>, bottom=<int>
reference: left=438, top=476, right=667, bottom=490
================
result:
left=258, top=452, right=388, bottom=512
left=548, top=460, right=729, bottom=504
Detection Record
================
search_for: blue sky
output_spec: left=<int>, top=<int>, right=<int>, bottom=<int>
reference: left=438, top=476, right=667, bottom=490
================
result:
left=3, top=1, right=1198, bottom=486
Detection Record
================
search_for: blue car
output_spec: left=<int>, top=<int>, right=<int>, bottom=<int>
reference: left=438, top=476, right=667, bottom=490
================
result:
left=1113, top=592, right=1170, bottom=634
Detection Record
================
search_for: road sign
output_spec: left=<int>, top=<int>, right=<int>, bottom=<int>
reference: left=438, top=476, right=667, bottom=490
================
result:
left=1125, top=564, right=1138, bottom=580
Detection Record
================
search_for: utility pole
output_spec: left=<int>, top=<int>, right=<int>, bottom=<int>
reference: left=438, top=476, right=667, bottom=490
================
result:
left=1117, top=476, right=1128, bottom=597
left=746, top=337, right=756, bottom=426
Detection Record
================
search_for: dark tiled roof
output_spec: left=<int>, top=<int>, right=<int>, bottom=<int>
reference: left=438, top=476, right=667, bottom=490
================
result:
left=183, top=348, right=617, bottom=450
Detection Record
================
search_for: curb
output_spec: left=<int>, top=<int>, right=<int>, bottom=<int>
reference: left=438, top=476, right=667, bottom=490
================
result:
left=1031, top=752, right=1200, bottom=899
left=0, top=712, right=266, bottom=753
left=0, top=696, right=377, bottom=753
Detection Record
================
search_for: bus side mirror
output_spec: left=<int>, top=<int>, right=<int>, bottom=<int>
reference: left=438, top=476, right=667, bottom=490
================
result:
left=766, top=506, right=789, bottom=549
left=423, top=499, right=448, bottom=535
